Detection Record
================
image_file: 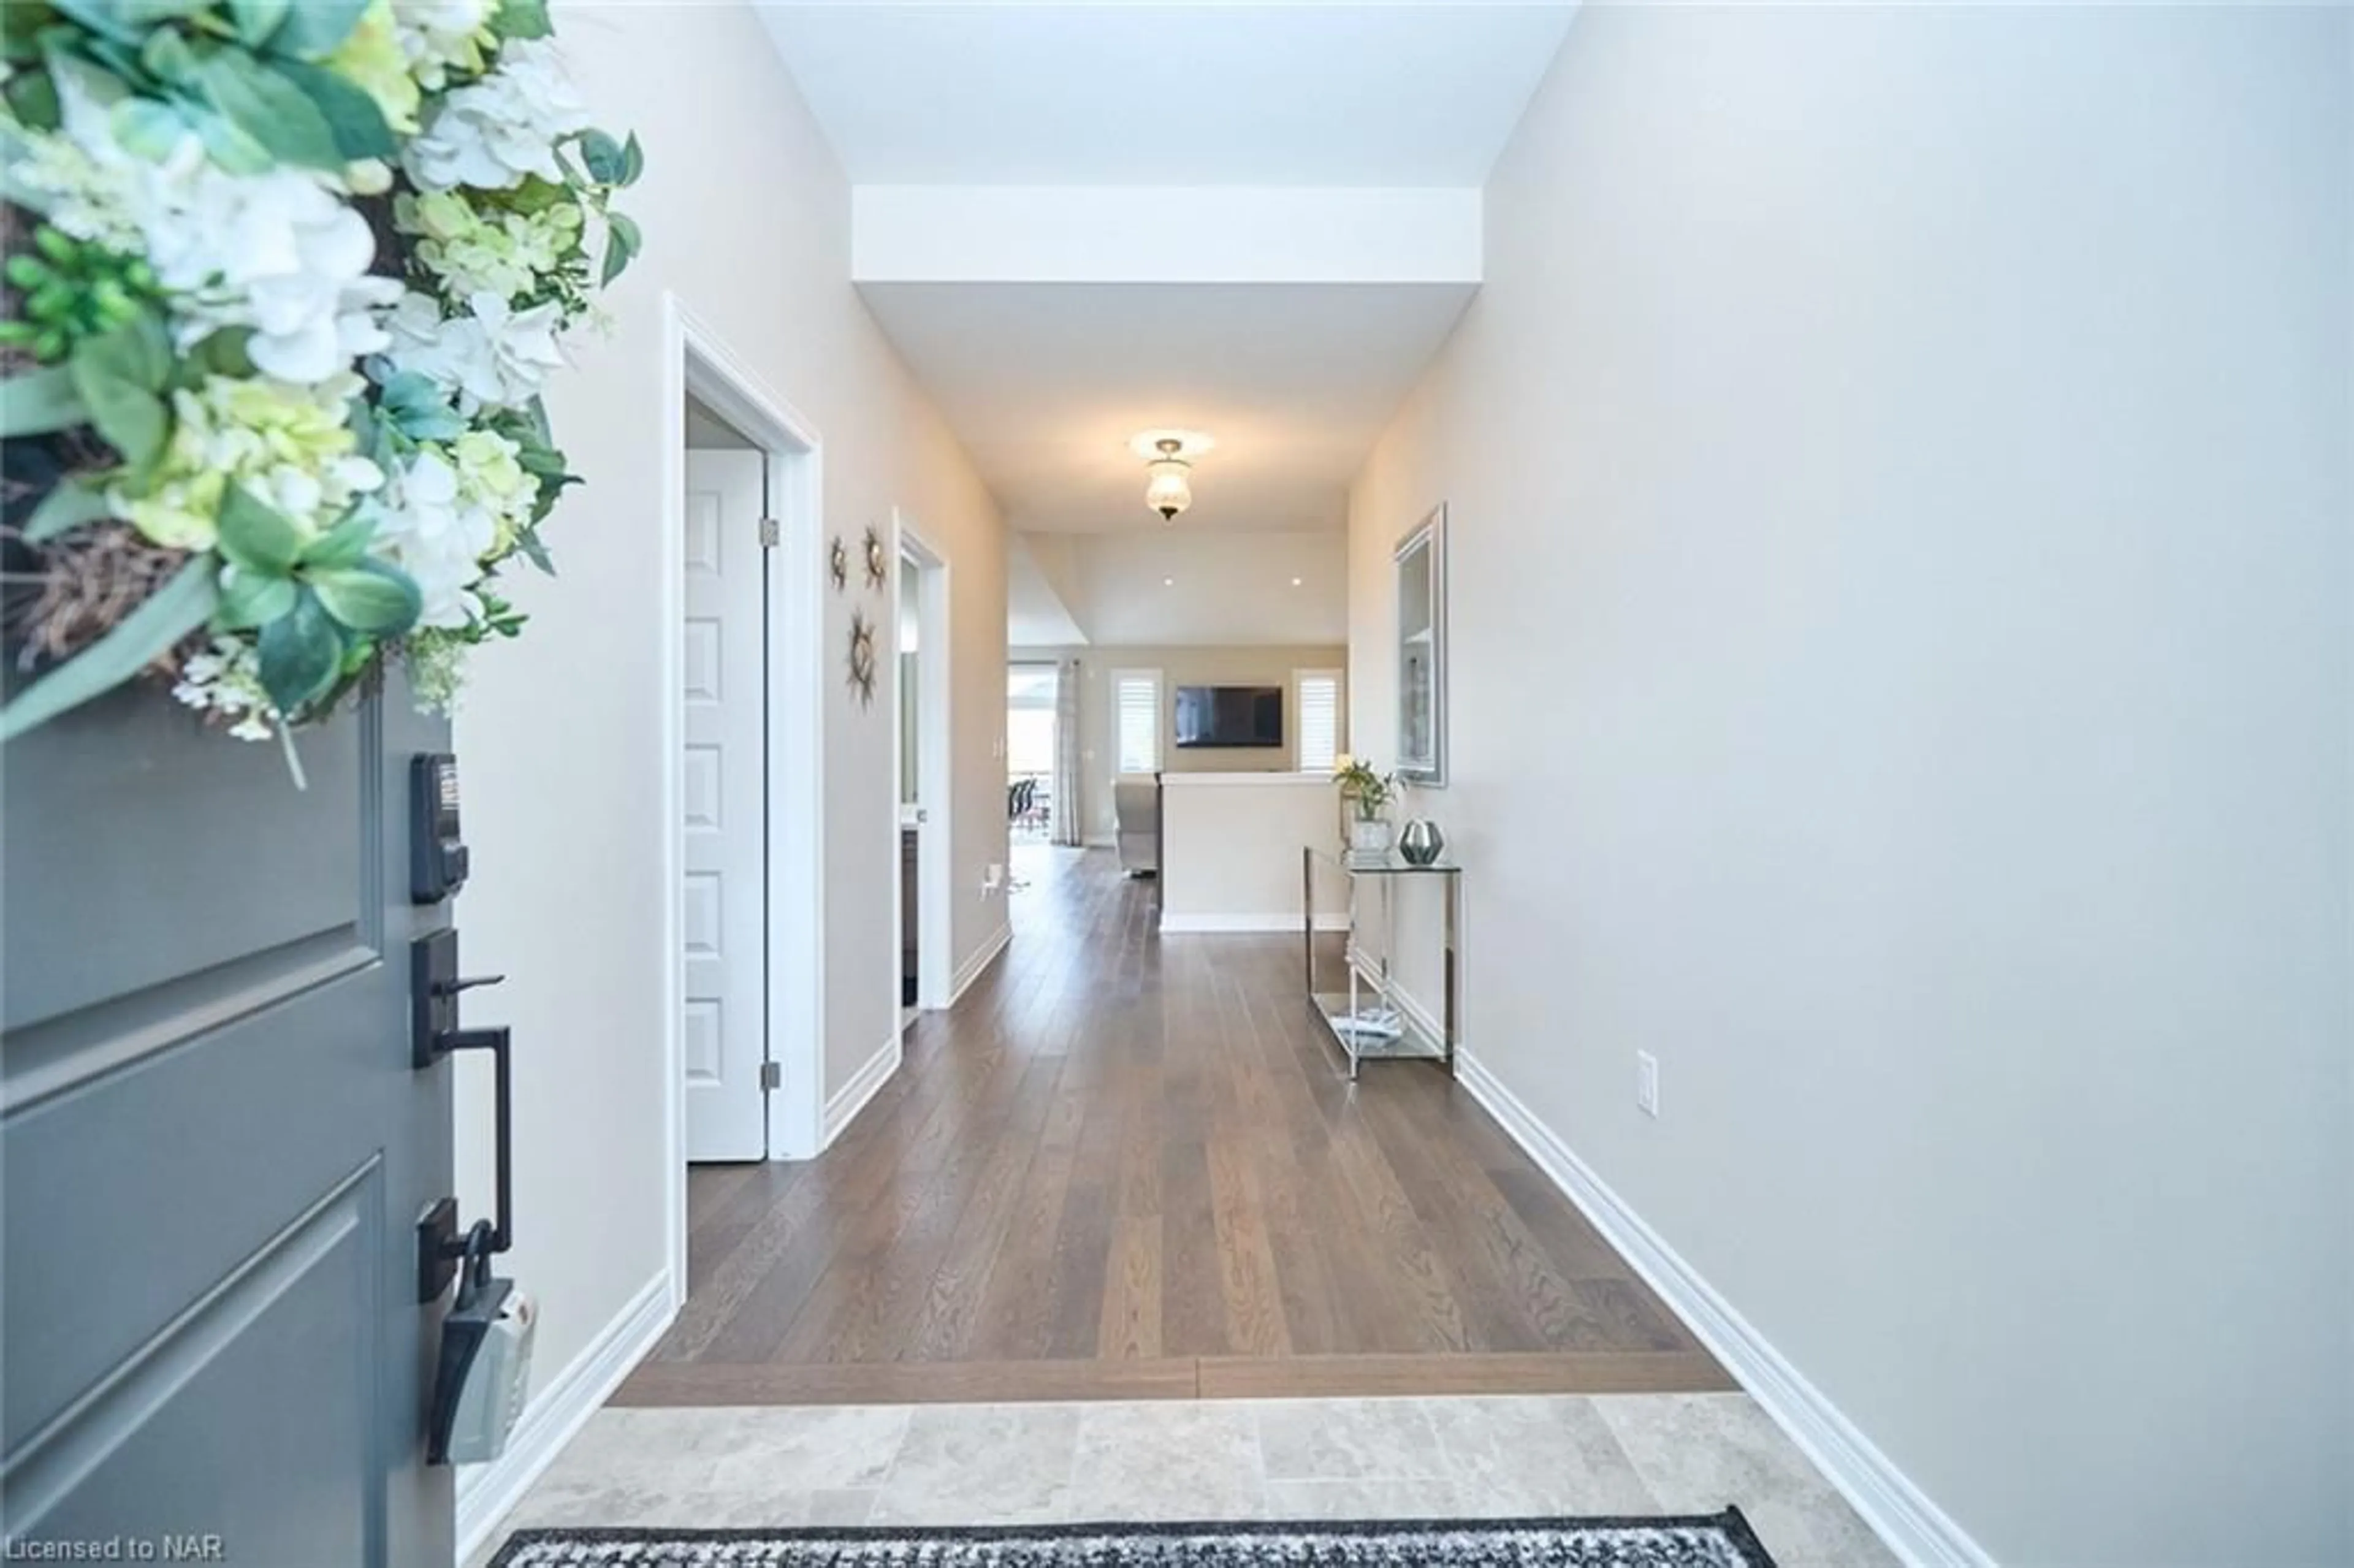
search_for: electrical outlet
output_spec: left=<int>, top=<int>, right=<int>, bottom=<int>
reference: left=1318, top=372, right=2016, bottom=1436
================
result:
left=1636, top=1051, right=1660, bottom=1118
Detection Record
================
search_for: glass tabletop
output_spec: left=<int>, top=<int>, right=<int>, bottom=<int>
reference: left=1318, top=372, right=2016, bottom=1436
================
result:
left=1308, top=845, right=1462, bottom=875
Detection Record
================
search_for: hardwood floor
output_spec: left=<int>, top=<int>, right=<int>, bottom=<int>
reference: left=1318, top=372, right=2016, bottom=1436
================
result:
left=616, top=845, right=1731, bottom=1406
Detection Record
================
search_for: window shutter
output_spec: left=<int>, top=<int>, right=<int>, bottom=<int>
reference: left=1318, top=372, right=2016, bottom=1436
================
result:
left=1295, top=671, right=1341, bottom=774
left=1114, top=671, right=1161, bottom=774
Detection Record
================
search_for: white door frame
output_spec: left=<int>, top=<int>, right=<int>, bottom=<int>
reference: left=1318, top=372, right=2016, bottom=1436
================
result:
left=893, top=509, right=954, bottom=1014
left=658, top=294, right=828, bottom=1293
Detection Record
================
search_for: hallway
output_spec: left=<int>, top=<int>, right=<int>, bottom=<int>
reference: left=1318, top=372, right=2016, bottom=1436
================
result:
left=620, top=847, right=1729, bottom=1404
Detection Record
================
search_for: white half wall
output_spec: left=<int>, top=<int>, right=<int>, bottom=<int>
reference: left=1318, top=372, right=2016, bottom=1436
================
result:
left=1349, top=7, right=2351, bottom=1564
left=454, top=0, right=1006, bottom=1431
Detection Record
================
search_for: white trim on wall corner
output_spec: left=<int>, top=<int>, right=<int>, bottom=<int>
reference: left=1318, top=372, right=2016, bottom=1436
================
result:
left=950, top=923, right=1012, bottom=1005
left=455, top=1269, right=674, bottom=1564
left=1451, top=1052, right=1994, bottom=1568
left=822, top=1035, right=903, bottom=1149
left=1160, top=913, right=1350, bottom=934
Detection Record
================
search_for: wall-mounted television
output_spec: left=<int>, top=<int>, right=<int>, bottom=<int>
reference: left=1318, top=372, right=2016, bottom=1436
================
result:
left=1175, top=685, right=1284, bottom=749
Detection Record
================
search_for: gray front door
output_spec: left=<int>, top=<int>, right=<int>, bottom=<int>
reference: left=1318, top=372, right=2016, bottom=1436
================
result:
left=2, top=676, right=454, bottom=1566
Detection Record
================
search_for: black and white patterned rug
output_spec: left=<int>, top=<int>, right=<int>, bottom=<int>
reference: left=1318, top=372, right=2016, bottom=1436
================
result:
left=486, top=1512, right=1778, bottom=1567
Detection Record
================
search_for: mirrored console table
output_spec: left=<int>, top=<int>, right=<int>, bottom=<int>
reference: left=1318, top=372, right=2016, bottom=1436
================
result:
left=1302, top=845, right=1461, bottom=1079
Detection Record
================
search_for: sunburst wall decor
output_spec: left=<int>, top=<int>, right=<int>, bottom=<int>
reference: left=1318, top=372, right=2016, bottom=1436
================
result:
left=863, top=524, right=888, bottom=590
left=846, top=608, right=877, bottom=707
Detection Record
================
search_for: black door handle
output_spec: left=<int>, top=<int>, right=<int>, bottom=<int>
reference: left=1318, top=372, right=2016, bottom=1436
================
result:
left=411, top=931, right=516, bottom=1303
left=428, top=1024, right=512, bottom=1256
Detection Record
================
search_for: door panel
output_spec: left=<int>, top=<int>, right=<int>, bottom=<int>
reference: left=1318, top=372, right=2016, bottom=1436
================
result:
left=683, top=448, right=769, bottom=1162
left=2, top=674, right=453, bottom=1568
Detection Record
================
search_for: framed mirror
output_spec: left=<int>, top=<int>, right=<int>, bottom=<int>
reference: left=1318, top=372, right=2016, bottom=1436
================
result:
left=1395, top=503, right=1446, bottom=785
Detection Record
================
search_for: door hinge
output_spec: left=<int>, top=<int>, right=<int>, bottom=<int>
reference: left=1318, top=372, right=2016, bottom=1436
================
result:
left=759, top=1060, right=782, bottom=1092
left=758, top=517, right=780, bottom=549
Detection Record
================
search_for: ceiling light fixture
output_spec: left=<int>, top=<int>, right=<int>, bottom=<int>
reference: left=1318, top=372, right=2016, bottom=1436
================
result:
left=1130, top=430, right=1214, bottom=523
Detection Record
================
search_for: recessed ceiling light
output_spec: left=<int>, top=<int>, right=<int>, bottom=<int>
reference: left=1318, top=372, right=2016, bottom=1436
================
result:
left=1163, top=577, right=1175, bottom=587
left=1290, top=577, right=1303, bottom=587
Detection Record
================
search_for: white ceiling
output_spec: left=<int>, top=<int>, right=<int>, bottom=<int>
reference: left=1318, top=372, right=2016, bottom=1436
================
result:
left=753, top=4, right=1579, bottom=186
left=859, top=281, right=1474, bottom=534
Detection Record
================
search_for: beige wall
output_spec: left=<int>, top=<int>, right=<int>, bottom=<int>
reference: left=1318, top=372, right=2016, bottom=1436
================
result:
left=455, top=0, right=1006, bottom=1436
left=1013, top=644, right=1346, bottom=840
left=1350, top=7, right=2350, bottom=1565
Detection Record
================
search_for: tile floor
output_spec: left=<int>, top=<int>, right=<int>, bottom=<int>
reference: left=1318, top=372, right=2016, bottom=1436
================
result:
left=476, top=1393, right=1899, bottom=1567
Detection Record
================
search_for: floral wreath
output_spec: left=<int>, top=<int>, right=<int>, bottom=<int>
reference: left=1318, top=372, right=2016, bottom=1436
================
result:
left=0, top=0, right=641, bottom=765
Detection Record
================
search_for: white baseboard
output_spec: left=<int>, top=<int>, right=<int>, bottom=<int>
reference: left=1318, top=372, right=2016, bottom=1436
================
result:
left=455, top=1269, right=674, bottom=1564
left=1082, top=835, right=1115, bottom=850
left=821, top=1033, right=902, bottom=1148
left=1453, top=1052, right=1993, bottom=1568
left=1160, top=913, right=1350, bottom=934
left=948, top=922, right=1011, bottom=1005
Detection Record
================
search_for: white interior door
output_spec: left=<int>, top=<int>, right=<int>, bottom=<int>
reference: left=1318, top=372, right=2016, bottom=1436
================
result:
left=684, top=447, right=769, bottom=1160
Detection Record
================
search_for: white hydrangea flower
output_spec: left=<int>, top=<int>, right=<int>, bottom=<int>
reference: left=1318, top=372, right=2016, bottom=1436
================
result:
left=173, top=637, right=280, bottom=742
left=403, top=39, right=589, bottom=192
left=367, top=448, right=499, bottom=629
left=394, top=0, right=496, bottom=91
left=43, top=72, right=400, bottom=386
left=382, top=289, right=565, bottom=411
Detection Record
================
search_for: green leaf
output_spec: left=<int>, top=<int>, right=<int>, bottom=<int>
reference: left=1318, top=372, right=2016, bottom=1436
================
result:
left=70, top=316, right=171, bottom=470
left=300, top=509, right=378, bottom=569
left=600, top=210, right=641, bottom=287
left=492, top=0, right=551, bottom=39
left=263, top=0, right=367, bottom=58
left=0, top=363, right=89, bottom=436
left=71, top=377, right=166, bottom=471
left=620, top=131, right=644, bottom=187
left=47, top=0, right=139, bottom=47
left=186, top=325, right=257, bottom=379
left=215, top=561, right=299, bottom=630
left=378, top=370, right=465, bottom=441
left=23, top=479, right=114, bottom=542
left=192, top=50, right=340, bottom=169
left=308, top=561, right=420, bottom=634
left=214, top=484, right=304, bottom=575
left=255, top=590, right=341, bottom=714
left=74, top=310, right=169, bottom=392
left=511, top=525, right=555, bottom=576
left=119, top=0, right=212, bottom=25
left=3, top=68, right=62, bottom=133
left=187, top=102, right=273, bottom=173
left=137, top=22, right=197, bottom=83
left=111, top=95, right=191, bottom=159
left=274, top=56, right=394, bottom=159
left=578, top=127, right=626, bottom=185
left=0, top=557, right=217, bottom=742
left=224, top=0, right=291, bottom=48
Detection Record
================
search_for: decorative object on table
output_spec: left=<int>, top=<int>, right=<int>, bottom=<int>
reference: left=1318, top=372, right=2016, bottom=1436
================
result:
left=845, top=607, right=877, bottom=706
left=1395, top=503, right=1448, bottom=785
left=487, top=1511, right=1780, bottom=1568
left=861, top=522, right=888, bottom=588
left=1303, top=844, right=1465, bottom=1080
left=1399, top=817, right=1446, bottom=866
left=0, top=0, right=645, bottom=758
left=1333, top=753, right=1398, bottom=855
